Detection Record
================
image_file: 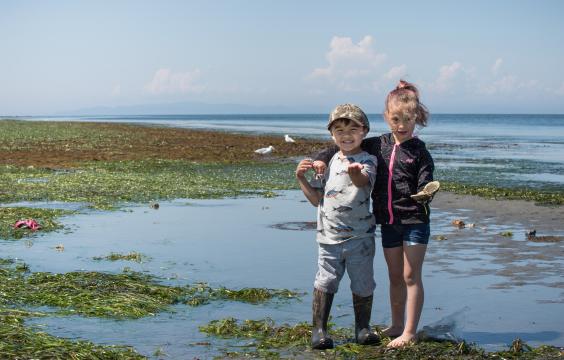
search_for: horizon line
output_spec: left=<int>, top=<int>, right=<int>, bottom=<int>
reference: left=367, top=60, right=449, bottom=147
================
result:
left=2, top=112, right=564, bottom=117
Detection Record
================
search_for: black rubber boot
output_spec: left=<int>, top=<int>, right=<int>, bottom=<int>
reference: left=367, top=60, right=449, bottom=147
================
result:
left=352, top=293, right=381, bottom=345
left=311, top=288, right=334, bottom=350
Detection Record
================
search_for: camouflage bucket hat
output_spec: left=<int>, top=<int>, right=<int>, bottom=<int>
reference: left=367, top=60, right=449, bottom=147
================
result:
left=327, top=103, right=370, bottom=132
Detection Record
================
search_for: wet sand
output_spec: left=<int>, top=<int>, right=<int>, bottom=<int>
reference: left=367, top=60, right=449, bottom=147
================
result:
left=434, top=191, right=564, bottom=236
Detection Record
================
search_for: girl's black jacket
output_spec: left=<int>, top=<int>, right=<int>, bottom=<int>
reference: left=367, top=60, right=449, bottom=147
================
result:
left=314, top=133, right=434, bottom=225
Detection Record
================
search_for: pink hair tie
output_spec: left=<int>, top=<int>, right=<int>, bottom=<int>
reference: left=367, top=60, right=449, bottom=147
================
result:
left=397, top=80, right=410, bottom=89
left=396, top=79, right=419, bottom=98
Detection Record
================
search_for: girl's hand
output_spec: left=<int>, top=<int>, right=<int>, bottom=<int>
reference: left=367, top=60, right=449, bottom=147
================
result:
left=348, top=163, right=364, bottom=177
left=312, top=160, right=326, bottom=178
left=296, top=159, right=313, bottom=179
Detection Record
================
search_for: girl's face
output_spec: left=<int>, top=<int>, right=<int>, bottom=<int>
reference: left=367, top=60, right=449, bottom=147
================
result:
left=330, top=120, right=367, bottom=155
left=385, top=108, right=417, bottom=144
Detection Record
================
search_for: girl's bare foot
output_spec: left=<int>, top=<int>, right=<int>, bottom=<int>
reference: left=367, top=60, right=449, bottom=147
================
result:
left=387, top=333, right=416, bottom=348
left=382, top=326, right=403, bottom=338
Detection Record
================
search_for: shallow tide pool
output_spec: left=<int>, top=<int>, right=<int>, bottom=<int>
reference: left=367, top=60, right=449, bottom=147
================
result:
left=1, top=191, right=562, bottom=358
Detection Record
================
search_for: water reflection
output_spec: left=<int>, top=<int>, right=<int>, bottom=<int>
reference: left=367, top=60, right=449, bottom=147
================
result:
left=1, top=191, right=561, bottom=357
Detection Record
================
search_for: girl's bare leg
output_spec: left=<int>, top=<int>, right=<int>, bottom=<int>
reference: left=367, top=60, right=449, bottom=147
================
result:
left=387, top=244, right=427, bottom=348
left=382, top=246, right=405, bottom=337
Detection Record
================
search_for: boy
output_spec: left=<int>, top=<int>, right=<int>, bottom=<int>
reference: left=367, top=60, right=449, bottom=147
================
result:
left=295, top=104, right=380, bottom=350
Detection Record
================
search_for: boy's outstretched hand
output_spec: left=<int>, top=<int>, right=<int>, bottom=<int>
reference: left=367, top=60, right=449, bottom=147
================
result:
left=348, top=163, right=369, bottom=187
left=347, top=163, right=364, bottom=176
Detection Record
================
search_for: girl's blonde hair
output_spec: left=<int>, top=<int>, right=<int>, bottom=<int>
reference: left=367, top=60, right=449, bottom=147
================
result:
left=384, top=80, right=429, bottom=127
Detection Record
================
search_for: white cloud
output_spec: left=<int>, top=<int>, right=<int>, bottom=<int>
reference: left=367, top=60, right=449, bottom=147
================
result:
left=384, top=65, right=407, bottom=80
left=430, top=61, right=463, bottom=92
left=308, top=35, right=386, bottom=91
left=491, top=58, right=503, bottom=74
left=426, top=59, right=543, bottom=99
left=479, top=76, right=540, bottom=95
left=481, top=75, right=517, bottom=94
left=144, top=68, right=204, bottom=94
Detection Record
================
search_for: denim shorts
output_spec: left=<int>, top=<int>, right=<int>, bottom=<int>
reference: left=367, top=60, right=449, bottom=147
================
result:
left=314, top=236, right=376, bottom=297
left=381, top=223, right=430, bottom=249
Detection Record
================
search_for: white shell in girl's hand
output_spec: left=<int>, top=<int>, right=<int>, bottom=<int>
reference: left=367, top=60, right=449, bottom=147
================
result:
left=411, top=181, right=440, bottom=202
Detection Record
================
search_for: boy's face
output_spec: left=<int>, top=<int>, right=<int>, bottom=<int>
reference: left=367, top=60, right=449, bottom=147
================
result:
left=330, top=120, right=367, bottom=155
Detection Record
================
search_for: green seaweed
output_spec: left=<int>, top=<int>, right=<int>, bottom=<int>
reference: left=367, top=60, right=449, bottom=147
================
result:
left=0, top=308, right=145, bottom=359
left=0, top=120, right=141, bottom=150
left=1, top=268, right=184, bottom=318
left=440, top=181, right=564, bottom=206
left=183, top=283, right=302, bottom=306
left=0, top=120, right=561, bottom=211
left=2, top=160, right=561, bottom=215
left=199, top=317, right=563, bottom=359
left=199, top=317, right=326, bottom=350
left=0, top=161, right=296, bottom=211
left=0, top=259, right=301, bottom=319
left=93, top=252, right=148, bottom=263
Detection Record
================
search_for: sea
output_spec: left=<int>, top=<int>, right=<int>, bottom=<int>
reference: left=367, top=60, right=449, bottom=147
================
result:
left=17, top=113, right=564, bottom=190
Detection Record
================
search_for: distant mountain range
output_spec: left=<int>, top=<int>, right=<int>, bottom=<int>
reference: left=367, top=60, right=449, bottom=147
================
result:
left=64, top=101, right=318, bottom=115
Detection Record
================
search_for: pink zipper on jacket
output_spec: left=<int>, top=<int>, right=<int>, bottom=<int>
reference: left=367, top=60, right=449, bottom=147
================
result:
left=387, top=144, right=398, bottom=224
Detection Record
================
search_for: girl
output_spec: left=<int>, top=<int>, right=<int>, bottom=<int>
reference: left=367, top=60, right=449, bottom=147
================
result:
left=376, top=80, right=434, bottom=348
left=313, top=80, right=435, bottom=348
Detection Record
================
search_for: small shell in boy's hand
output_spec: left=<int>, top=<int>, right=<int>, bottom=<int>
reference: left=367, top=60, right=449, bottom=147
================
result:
left=312, top=160, right=326, bottom=179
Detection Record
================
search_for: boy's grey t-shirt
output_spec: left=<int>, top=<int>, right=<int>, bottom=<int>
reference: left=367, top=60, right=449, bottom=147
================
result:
left=311, top=151, right=377, bottom=245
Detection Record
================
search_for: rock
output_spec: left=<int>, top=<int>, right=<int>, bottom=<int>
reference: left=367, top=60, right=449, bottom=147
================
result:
left=526, top=229, right=536, bottom=240
left=451, top=219, right=465, bottom=228
left=527, top=231, right=563, bottom=243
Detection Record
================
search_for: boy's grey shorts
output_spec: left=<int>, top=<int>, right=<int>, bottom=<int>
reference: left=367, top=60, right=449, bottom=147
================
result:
left=314, top=236, right=376, bottom=297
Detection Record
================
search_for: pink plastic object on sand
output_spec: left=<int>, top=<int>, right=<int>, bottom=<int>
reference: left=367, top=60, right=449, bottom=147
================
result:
left=14, top=219, right=42, bottom=231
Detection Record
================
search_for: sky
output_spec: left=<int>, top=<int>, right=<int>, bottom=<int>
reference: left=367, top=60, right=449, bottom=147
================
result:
left=1, top=0, right=564, bottom=115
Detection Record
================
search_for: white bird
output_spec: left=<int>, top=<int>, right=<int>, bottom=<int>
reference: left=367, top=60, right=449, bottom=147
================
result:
left=284, top=134, right=296, bottom=143
left=254, top=145, right=274, bottom=155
